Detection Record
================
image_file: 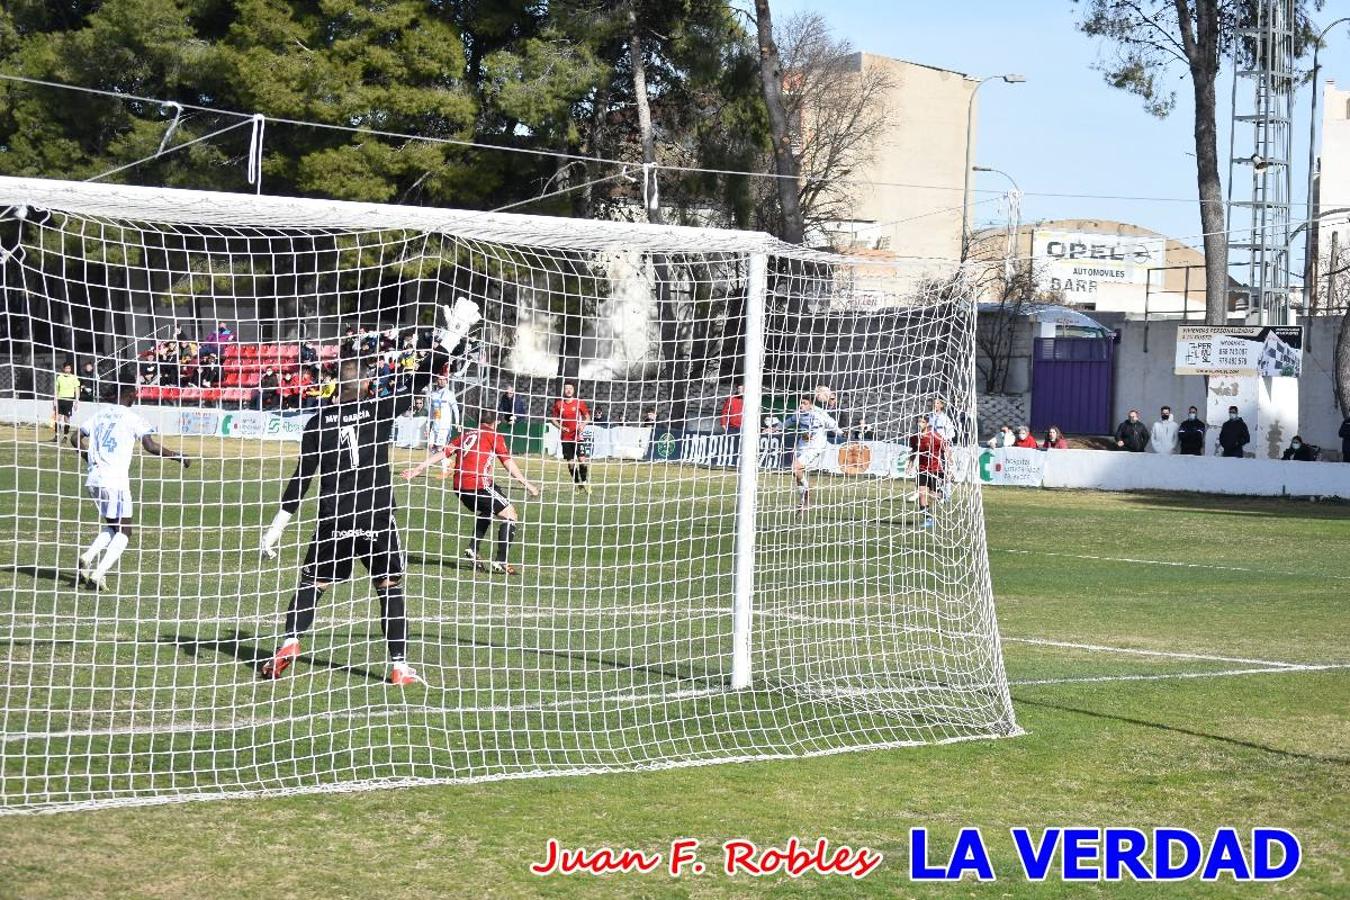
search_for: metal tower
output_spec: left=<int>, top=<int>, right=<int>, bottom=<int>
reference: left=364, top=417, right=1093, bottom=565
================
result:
left=1227, top=0, right=1297, bottom=323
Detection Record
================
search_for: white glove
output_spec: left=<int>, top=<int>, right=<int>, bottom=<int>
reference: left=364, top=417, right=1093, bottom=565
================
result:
left=435, top=296, right=481, bottom=349
left=261, top=509, right=292, bottom=560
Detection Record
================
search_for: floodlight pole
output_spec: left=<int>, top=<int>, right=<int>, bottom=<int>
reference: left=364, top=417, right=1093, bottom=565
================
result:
left=731, top=253, right=767, bottom=691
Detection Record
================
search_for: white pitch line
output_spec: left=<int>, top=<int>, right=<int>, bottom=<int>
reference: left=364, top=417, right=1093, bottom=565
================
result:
left=992, top=547, right=1350, bottom=582
left=1011, top=664, right=1350, bottom=686
left=1001, top=636, right=1320, bottom=669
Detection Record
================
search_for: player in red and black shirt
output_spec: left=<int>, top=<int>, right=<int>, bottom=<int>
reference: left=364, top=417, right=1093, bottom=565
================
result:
left=402, top=405, right=539, bottom=574
left=909, top=413, right=947, bottom=530
left=549, top=382, right=591, bottom=490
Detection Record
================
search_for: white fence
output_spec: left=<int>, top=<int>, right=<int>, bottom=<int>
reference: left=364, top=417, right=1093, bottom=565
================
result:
left=981, top=447, right=1350, bottom=498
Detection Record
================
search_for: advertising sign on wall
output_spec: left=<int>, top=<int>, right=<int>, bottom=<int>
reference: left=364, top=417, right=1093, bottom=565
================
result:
left=1032, top=230, right=1166, bottom=305
left=1175, top=326, right=1303, bottom=377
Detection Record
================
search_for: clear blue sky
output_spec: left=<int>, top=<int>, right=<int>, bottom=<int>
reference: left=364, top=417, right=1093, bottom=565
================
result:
left=771, top=0, right=1349, bottom=252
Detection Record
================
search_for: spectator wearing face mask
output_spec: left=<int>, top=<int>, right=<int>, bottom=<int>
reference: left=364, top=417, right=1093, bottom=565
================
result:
left=1178, top=406, right=1206, bottom=456
left=986, top=423, right=1015, bottom=449
left=1149, top=405, right=1179, bottom=454
left=1012, top=425, right=1038, bottom=449
left=1115, top=409, right=1149, bottom=452
left=1041, top=426, right=1068, bottom=450
left=1281, top=436, right=1317, bottom=462
left=1218, top=406, right=1250, bottom=458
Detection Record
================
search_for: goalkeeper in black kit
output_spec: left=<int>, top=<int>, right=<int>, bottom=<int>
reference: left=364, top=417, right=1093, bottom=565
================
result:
left=259, top=299, right=481, bottom=686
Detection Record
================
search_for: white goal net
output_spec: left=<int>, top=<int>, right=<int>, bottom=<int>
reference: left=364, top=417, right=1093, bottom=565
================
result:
left=0, top=177, right=1018, bottom=813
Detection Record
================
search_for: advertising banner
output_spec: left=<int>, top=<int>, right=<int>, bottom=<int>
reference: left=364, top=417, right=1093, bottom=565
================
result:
left=1032, top=230, right=1166, bottom=305
left=1174, top=326, right=1303, bottom=377
left=977, top=447, right=1047, bottom=487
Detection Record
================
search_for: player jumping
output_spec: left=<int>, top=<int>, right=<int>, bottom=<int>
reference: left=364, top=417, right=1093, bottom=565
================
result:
left=401, top=404, right=540, bottom=575
left=70, top=371, right=190, bottom=591
left=777, top=393, right=841, bottom=511
left=258, top=299, right=479, bottom=686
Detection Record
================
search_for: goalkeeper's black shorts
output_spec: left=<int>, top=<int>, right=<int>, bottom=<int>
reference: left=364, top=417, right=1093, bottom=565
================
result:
left=301, top=513, right=405, bottom=583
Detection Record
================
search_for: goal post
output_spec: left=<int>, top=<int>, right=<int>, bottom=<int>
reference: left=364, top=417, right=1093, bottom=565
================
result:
left=0, top=176, right=1019, bottom=814
left=730, top=252, right=766, bottom=692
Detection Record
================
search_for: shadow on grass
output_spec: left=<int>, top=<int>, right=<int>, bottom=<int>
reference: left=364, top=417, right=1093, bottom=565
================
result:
left=1014, top=694, right=1349, bottom=766
left=447, top=631, right=723, bottom=691
left=1110, top=490, right=1350, bottom=521
left=404, top=551, right=487, bottom=574
left=3, top=564, right=82, bottom=589
left=161, top=629, right=387, bottom=684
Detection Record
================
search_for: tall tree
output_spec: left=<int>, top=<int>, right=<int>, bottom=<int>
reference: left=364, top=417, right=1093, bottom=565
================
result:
left=752, top=0, right=805, bottom=244
left=1076, top=1, right=1319, bottom=326
left=751, top=12, right=892, bottom=242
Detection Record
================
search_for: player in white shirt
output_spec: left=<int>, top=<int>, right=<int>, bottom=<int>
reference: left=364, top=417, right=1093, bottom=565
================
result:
left=426, top=374, right=460, bottom=476
left=69, top=378, right=189, bottom=590
left=775, top=394, right=842, bottom=511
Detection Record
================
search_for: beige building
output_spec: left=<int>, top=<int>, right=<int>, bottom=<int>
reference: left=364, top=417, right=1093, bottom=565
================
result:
left=1314, top=80, right=1350, bottom=308
left=972, top=219, right=1209, bottom=316
left=804, top=53, right=977, bottom=278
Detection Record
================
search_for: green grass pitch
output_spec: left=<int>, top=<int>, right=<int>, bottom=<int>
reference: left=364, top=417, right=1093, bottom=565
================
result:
left=0, top=425, right=1346, bottom=896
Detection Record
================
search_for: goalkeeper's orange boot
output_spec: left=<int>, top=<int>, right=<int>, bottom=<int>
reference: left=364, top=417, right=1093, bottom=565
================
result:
left=389, top=663, right=422, bottom=686
left=261, top=638, right=300, bottom=679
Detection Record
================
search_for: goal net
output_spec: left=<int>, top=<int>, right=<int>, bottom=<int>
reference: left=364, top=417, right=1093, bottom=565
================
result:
left=0, top=176, right=1018, bottom=814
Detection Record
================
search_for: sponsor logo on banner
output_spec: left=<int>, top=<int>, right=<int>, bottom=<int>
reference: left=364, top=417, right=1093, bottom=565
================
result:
left=1175, top=326, right=1302, bottom=377
left=978, top=448, right=1046, bottom=487
left=653, top=430, right=678, bottom=460
left=178, top=410, right=220, bottom=436
left=218, top=411, right=312, bottom=439
left=837, top=442, right=872, bottom=475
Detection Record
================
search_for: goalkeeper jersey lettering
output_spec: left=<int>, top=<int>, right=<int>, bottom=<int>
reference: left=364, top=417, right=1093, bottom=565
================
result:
left=81, top=407, right=155, bottom=491
left=280, top=347, right=445, bottom=520
left=446, top=424, right=510, bottom=491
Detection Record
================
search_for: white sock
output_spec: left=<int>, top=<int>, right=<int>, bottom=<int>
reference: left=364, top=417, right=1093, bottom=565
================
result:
left=80, top=529, right=114, bottom=565
left=93, top=532, right=129, bottom=578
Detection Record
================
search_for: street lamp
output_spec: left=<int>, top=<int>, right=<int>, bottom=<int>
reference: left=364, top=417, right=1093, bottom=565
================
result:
left=972, top=166, right=1022, bottom=279
left=961, top=74, right=1026, bottom=259
left=1303, top=17, right=1350, bottom=310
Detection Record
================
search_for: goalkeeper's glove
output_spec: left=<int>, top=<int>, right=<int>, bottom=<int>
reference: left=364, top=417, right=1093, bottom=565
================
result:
left=434, top=296, right=481, bottom=350
left=261, top=510, right=292, bottom=560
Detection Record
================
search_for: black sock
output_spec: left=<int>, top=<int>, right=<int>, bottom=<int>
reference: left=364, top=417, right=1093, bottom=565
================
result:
left=579, top=463, right=589, bottom=484
left=570, top=463, right=579, bottom=483
left=496, top=520, right=515, bottom=563
left=376, top=583, right=407, bottom=662
left=472, top=516, right=491, bottom=553
left=283, top=581, right=324, bottom=638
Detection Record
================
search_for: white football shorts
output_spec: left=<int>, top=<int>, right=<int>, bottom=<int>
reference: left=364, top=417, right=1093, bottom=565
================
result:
left=87, top=484, right=133, bottom=520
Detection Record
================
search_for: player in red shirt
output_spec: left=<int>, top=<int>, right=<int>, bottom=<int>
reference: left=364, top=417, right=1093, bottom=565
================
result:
left=909, top=414, right=947, bottom=530
left=549, top=381, right=592, bottom=491
left=402, top=405, right=540, bottom=574
left=719, top=384, right=745, bottom=433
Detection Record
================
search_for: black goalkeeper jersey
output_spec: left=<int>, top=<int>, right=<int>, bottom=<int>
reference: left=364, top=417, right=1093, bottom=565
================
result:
left=279, top=351, right=445, bottom=521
